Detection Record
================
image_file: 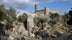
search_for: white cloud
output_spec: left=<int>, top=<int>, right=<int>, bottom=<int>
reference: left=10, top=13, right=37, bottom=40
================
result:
left=0, top=0, right=5, bottom=5
left=3, top=0, right=38, bottom=9
left=1, top=0, right=72, bottom=10
left=1, top=0, right=55, bottom=9
left=32, top=0, right=62, bottom=3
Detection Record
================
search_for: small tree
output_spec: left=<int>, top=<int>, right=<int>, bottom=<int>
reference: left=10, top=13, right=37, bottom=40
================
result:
left=48, top=12, right=60, bottom=25
left=34, top=17, right=47, bottom=27
left=5, top=7, right=16, bottom=24
left=8, top=7, right=16, bottom=20
left=66, top=8, right=72, bottom=25
left=49, top=13, right=59, bottom=19
left=0, top=5, right=7, bottom=21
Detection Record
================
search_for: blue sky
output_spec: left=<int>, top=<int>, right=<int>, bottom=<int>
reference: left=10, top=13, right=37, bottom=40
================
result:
left=0, top=0, right=72, bottom=14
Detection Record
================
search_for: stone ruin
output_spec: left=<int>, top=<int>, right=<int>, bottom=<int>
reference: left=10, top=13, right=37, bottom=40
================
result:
left=0, top=5, right=72, bottom=40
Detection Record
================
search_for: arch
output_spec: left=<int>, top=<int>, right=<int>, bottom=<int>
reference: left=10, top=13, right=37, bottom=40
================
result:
left=23, top=13, right=28, bottom=17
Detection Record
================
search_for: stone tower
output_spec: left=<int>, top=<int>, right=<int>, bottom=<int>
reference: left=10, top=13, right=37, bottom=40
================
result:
left=35, top=4, right=38, bottom=13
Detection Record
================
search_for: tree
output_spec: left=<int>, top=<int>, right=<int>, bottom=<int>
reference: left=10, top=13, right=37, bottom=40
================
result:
left=34, top=17, right=47, bottom=27
left=8, top=7, right=16, bottom=20
left=48, top=12, right=60, bottom=25
left=66, top=8, right=72, bottom=25
left=5, top=7, right=16, bottom=24
left=49, top=13, right=59, bottom=19
left=0, top=5, right=7, bottom=21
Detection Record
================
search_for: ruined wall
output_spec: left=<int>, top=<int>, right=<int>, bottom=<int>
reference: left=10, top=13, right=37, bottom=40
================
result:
left=35, top=4, right=61, bottom=16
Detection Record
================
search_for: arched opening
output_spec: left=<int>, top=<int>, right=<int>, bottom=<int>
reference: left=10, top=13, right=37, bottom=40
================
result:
left=17, top=13, right=28, bottom=30
left=23, top=13, right=28, bottom=30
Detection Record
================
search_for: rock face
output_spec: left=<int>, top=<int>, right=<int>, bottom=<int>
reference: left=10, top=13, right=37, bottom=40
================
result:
left=4, top=21, right=28, bottom=40
left=13, top=21, right=28, bottom=36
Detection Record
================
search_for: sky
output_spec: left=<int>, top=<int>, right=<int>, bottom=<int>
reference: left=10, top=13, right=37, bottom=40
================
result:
left=0, top=0, right=72, bottom=14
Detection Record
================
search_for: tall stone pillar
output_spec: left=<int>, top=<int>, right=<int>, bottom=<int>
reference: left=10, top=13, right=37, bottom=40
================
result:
left=35, top=4, right=38, bottom=13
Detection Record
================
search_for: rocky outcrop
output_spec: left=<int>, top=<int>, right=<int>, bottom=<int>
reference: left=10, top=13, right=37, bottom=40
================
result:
left=3, top=21, right=28, bottom=40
